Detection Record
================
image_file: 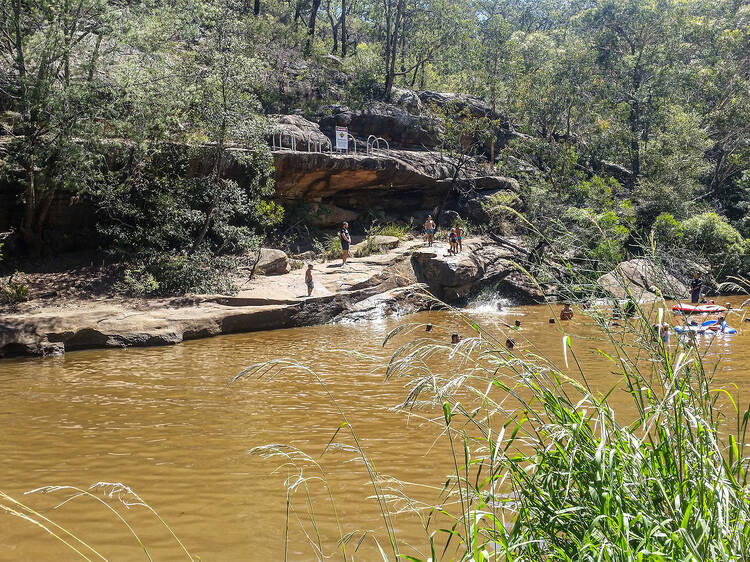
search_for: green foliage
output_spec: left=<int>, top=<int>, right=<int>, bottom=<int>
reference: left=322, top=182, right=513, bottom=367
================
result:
left=114, top=266, right=160, bottom=297
left=651, top=212, right=686, bottom=248
left=321, top=234, right=342, bottom=260
left=680, top=212, right=748, bottom=279
left=367, top=222, right=411, bottom=240
left=0, top=279, right=29, bottom=305
left=482, top=190, right=520, bottom=235
left=96, top=143, right=279, bottom=295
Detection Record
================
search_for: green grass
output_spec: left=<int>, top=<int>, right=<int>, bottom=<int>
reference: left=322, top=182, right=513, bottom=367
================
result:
left=368, top=222, right=411, bottom=240
left=238, top=255, right=750, bottom=560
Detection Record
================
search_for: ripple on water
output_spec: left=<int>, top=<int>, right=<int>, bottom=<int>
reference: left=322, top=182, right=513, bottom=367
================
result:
left=1, top=299, right=749, bottom=560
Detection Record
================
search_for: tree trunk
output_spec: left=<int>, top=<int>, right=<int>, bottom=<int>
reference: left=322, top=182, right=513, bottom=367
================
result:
left=293, top=0, right=304, bottom=27
left=305, top=0, right=322, bottom=53
left=340, top=0, right=347, bottom=56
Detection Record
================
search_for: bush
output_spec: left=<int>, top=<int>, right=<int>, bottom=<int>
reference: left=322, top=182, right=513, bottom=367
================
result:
left=321, top=234, right=342, bottom=260
left=367, top=222, right=411, bottom=240
left=651, top=212, right=685, bottom=248
left=0, top=279, right=29, bottom=304
left=95, top=143, right=281, bottom=295
left=680, top=212, right=747, bottom=279
left=115, top=253, right=241, bottom=297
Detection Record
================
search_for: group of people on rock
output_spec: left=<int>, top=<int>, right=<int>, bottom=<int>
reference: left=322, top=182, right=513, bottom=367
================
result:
left=424, top=215, right=463, bottom=254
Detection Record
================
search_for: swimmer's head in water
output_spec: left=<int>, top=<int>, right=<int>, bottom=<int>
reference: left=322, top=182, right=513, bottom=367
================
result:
left=505, top=338, right=515, bottom=349
left=515, top=320, right=521, bottom=327
left=425, top=323, right=432, bottom=332
left=549, top=318, right=555, bottom=323
left=451, top=333, right=460, bottom=344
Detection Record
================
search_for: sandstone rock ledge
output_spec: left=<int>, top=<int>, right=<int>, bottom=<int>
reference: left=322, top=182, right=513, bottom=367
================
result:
left=0, top=237, right=538, bottom=358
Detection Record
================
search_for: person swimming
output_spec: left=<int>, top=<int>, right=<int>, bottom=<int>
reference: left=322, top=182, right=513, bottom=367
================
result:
left=451, top=333, right=461, bottom=344
left=560, top=304, right=574, bottom=321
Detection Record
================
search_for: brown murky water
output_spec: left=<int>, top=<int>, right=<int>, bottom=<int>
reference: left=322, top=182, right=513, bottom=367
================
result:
left=2, top=298, right=749, bottom=561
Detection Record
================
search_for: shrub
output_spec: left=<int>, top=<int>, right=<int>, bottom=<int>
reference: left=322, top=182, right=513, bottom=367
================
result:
left=95, top=143, right=281, bottom=295
left=367, top=222, right=411, bottom=240
left=0, top=279, right=29, bottom=304
left=680, top=212, right=747, bottom=279
left=321, top=234, right=342, bottom=260
left=651, top=212, right=685, bottom=248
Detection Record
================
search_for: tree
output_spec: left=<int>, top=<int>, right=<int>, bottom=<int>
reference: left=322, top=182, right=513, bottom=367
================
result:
left=0, top=0, right=112, bottom=255
left=579, top=0, right=686, bottom=185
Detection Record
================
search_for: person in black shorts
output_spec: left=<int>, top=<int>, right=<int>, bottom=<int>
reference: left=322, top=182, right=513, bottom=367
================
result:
left=690, top=272, right=702, bottom=304
left=340, top=221, right=352, bottom=265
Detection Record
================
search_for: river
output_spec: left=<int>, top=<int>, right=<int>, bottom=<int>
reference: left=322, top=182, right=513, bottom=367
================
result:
left=2, top=298, right=749, bottom=561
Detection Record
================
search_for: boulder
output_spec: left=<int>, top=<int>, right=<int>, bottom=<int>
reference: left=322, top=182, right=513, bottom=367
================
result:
left=411, top=241, right=517, bottom=301
left=392, top=87, right=423, bottom=115
left=269, top=115, right=331, bottom=151
left=599, top=160, right=633, bottom=184
left=597, top=258, right=688, bottom=301
left=438, top=210, right=461, bottom=228
left=319, top=102, right=439, bottom=149
left=255, top=248, right=290, bottom=276
left=417, top=91, right=502, bottom=120
left=474, top=176, right=520, bottom=192
left=351, top=235, right=400, bottom=255
left=334, top=284, right=432, bottom=322
left=293, top=250, right=317, bottom=262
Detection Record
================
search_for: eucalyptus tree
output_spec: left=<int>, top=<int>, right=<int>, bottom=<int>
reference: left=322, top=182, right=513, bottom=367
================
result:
left=577, top=0, right=688, bottom=186
left=0, top=0, right=114, bottom=255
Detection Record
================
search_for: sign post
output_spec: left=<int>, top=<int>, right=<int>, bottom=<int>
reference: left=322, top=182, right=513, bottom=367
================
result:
left=335, top=126, right=348, bottom=151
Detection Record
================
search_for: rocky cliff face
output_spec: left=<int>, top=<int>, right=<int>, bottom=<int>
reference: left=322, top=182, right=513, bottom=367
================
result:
left=269, top=109, right=521, bottom=227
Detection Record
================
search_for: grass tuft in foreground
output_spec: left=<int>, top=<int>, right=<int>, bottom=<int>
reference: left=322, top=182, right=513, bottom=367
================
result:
left=238, top=262, right=750, bottom=560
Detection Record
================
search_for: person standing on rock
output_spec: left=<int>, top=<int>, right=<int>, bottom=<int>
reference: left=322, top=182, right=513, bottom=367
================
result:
left=424, top=215, right=436, bottom=247
left=690, top=272, right=703, bottom=304
left=305, top=264, right=314, bottom=296
left=340, top=222, right=352, bottom=265
left=455, top=222, right=463, bottom=253
left=449, top=228, right=458, bottom=254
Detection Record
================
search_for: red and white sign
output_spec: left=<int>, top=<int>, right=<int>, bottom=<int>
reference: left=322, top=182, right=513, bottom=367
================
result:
left=336, top=126, right=348, bottom=150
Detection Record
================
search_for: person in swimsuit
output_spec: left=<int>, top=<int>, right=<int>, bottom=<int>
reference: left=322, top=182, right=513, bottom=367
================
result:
left=305, top=264, right=314, bottom=296
left=455, top=222, right=463, bottom=252
left=449, top=228, right=458, bottom=254
left=424, top=215, right=436, bottom=246
left=340, top=222, right=351, bottom=265
left=560, top=303, right=574, bottom=320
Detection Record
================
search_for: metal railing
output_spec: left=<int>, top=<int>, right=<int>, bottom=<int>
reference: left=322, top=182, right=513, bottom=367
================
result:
left=366, top=135, right=390, bottom=156
left=271, top=129, right=297, bottom=151
left=307, top=131, right=332, bottom=153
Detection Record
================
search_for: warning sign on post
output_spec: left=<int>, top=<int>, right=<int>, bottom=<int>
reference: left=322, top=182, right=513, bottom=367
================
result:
left=335, top=126, right=348, bottom=150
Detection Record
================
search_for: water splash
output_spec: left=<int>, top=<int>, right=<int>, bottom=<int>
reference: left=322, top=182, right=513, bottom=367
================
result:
left=465, top=294, right=516, bottom=314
